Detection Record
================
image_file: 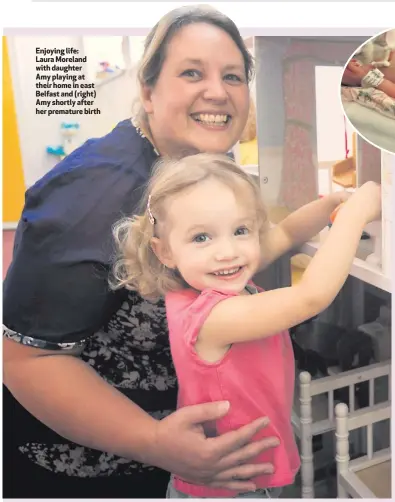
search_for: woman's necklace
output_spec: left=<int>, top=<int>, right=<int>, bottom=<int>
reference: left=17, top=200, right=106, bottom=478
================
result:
left=131, top=117, right=160, bottom=157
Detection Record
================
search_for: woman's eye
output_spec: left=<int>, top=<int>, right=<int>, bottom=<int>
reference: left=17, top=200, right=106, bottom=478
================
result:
left=225, top=74, right=243, bottom=83
left=235, top=226, right=249, bottom=236
left=193, top=233, right=209, bottom=243
left=181, top=69, right=201, bottom=79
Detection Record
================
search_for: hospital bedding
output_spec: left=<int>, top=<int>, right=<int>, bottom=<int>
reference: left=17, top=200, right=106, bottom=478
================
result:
left=342, top=86, right=395, bottom=153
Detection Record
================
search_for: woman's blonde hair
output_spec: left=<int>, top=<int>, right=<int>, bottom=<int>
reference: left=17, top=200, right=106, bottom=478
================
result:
left=133, top=4, right=255, bottom=141
left=111, top=153, right=268, bottom=300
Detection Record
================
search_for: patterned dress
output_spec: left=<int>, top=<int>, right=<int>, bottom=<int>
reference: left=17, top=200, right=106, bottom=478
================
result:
left=3, top=120, right=177, bottom=498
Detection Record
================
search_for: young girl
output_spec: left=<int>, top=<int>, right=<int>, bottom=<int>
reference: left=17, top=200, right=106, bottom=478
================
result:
left=111, top=153, right=381, bottom=499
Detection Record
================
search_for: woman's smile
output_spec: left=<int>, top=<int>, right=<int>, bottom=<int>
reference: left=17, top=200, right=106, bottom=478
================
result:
left=143, top=22, right=249, bottom=156
left=190, top=112, right=232, bottom=129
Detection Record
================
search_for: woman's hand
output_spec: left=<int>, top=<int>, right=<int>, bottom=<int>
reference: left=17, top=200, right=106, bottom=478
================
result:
left=147, top=401, right=279, bottom=492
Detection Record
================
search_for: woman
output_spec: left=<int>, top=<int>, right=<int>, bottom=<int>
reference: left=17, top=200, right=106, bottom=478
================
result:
left=3, top=5, right=279, bottom=499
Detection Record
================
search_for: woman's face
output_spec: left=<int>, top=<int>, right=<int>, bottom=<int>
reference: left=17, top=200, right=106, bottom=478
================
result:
left=142, top=22, right=250, bottom=156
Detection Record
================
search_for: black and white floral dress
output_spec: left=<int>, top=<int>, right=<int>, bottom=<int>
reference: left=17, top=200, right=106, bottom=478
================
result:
left=3, top=120, right=177, bottom=498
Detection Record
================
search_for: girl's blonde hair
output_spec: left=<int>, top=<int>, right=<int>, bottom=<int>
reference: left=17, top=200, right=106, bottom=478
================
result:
left=111, top=153, right=268, bottom=300
left=133, top=4, right=255, bottom=142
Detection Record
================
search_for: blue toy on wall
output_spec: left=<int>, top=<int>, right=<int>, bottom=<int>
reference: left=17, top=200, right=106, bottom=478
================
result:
left=46, top=122, right=81, bottom=160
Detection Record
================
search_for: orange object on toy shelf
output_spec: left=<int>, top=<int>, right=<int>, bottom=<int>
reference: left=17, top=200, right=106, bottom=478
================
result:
left=330, top=203, right=345, bottom=224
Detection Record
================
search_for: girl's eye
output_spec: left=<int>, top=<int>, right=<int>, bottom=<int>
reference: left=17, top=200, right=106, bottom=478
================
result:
left=235, top=226, right=249, bottom=236
left=181, top=69, right=201, bottom=79
left=193, top=233, right=210, bottom=243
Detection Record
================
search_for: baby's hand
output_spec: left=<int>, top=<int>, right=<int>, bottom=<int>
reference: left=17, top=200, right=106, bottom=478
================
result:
left=346, top=60, right=374, bottom=79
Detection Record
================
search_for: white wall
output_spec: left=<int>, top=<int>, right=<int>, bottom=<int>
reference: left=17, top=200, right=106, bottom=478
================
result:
left=315, top=65, right=354, bottom=163
left=8, top=36, right=141, bottom=188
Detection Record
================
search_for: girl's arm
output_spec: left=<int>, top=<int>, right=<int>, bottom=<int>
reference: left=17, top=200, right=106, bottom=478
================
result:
left=259, top=191, right=350, bottom=268
left=198, top=182, right=381, bottom=348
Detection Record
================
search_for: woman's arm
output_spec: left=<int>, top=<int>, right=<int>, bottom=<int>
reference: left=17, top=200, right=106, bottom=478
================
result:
left=199, top=182, right=381, bottom=348
left=260, top=191, right=350, bottom=268
left=3, top=338, right=277, bottom=491
left=3, top=339, right=157, bottom=459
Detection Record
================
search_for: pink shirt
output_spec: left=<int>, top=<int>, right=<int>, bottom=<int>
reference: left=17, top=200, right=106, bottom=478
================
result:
left=165, top=285, right=300, bottom=498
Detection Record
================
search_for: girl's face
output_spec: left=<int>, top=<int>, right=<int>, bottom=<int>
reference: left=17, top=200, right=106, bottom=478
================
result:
left=142, top=23, right=250, bottom=157
left=152, top=178, right=262, bottom=294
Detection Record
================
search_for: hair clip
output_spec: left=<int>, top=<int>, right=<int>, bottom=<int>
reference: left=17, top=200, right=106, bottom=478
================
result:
left=147, top=194, right=156, bottom=225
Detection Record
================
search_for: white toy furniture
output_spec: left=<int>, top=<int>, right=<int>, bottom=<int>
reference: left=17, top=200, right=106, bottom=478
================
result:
left=249, top=34, right=392, bottom=499
left=293, top=361, right=391, bottom=498
left=335, top=400, right=391, bottom=498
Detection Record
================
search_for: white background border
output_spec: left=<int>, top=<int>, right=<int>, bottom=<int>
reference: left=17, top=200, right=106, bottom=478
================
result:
left=1, top=2, right=394, bottom=499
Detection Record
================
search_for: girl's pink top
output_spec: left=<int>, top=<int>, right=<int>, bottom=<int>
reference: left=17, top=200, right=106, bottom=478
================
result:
left=165, top=285, right=300, bottom=498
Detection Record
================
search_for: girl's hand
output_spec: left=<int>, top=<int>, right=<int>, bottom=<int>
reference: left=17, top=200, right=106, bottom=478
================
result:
left=348, top=181, right=382, bottom=223
left=329, top=191, right=353, bottom=223
left=333, top=190, right=352, bottom=205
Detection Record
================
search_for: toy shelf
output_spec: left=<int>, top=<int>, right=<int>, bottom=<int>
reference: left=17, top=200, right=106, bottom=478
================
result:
left=300, top=234, right=391, bottom=293
left=301, top=150, right=392, bottom=293
left=250, top=36, right=392, bottom=499
left=242, top=160, right=391, bottom=293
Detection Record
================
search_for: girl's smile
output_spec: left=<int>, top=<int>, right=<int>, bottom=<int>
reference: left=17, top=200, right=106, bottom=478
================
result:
left=152, top=178, right=262, bottom=294
left=210, top=265, right=245, bottom=280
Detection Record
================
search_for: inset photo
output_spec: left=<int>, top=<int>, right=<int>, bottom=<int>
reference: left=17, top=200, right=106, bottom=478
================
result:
left=341, top=28, right=395, bottom=153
